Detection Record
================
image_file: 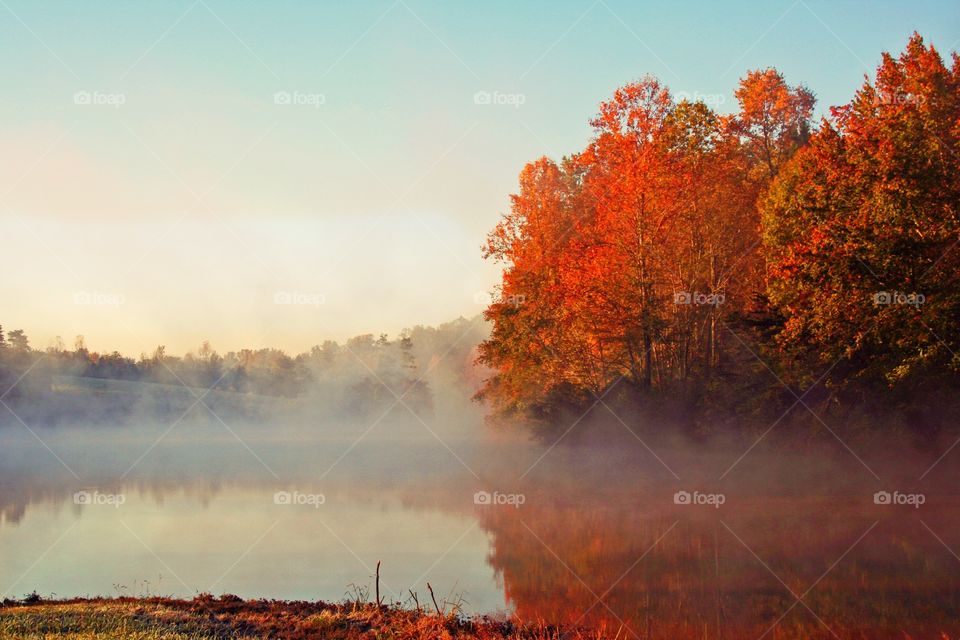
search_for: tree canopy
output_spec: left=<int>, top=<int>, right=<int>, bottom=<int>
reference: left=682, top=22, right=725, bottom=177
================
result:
left=478, top=33, right=959, bottom=426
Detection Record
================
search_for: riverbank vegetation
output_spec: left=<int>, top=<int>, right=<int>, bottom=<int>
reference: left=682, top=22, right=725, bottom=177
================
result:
left=0, top=594, right=617, bottom=640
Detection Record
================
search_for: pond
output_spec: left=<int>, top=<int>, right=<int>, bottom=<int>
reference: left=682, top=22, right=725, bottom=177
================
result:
left=1, top=421, right=958, bottom=639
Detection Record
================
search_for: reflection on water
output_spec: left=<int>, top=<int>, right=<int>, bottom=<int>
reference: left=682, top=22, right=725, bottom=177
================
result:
left=1, top=424, right=959, bottom=638
left=1, top=485, right=500, bottom=611
left=482, top=494, right=960, bottom=638
left=0, top=426, right=504, bottom=612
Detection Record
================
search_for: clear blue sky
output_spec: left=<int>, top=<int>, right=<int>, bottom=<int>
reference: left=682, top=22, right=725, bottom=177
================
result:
left=1, top=0, right=957, bottom=355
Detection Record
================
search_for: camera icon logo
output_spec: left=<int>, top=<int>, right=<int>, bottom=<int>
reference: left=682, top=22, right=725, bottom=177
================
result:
left=473, top=90, right=492, bottom=105
left=473, top=490, right=492, bottom=505
left=873, top=491, right=892, bottom=505
left=673, top=490, right=691, bottom=505
left=273, top=91, right=292, bottom=105
left=873, top=291, right=892, bottom=305
left=273, top=491, right=292, bottom=505
left=73, top=490, right=92, bottom=505
left=673, top=291, right=692, bottom=305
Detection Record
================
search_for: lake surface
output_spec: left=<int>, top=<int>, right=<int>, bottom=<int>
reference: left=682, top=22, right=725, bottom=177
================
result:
left=2, top=421, right=959, bottom=638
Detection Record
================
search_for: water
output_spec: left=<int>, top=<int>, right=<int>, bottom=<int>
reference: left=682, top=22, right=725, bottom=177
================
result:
left=2, top=422, right=959, bottom=638
left=0, top=425, right=506, bottom=613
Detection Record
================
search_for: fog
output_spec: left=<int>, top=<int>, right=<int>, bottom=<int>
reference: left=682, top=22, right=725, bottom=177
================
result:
left=1, top=317, right=959, bottom=637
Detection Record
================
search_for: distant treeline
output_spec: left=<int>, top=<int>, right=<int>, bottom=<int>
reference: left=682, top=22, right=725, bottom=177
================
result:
left=0, top=318, right=485, bottom=426
left=477, top=34, right=959, bottom=430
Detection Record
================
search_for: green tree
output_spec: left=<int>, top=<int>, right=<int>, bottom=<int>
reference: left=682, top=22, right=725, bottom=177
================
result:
left=7, top=329, right=29, bottom=352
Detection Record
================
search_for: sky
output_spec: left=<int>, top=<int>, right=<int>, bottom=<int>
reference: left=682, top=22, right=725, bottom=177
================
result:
left=1, top=0, right=958, bottom=356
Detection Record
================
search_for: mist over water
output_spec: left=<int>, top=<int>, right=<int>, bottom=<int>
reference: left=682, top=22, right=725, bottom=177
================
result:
left=3, top=398, right=959, bottom=637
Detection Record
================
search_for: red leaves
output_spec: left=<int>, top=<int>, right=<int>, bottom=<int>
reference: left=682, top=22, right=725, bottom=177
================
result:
left=762, top=33, right=960, bottom=386
left=479, top=34, right=959, bottom=422
left=479, top=74, right=802, bottom=417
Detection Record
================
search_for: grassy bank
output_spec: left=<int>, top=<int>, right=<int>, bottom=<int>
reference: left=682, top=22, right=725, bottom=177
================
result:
left=0, top=594, right=612, bottom=640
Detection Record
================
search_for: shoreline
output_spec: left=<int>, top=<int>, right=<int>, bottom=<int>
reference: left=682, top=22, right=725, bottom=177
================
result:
left=0, top=594, right=603, bottom=640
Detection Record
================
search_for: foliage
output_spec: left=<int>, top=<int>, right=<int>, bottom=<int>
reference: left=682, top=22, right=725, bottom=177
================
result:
left=478, top=70, right=811, bottom=423
left=762, top=33, right=960, bottom=394
left=478, top=33, right=959, bottom=427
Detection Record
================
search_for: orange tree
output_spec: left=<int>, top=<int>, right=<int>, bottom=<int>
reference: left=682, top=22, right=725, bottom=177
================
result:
left=761, top=34, right=960, bottom=394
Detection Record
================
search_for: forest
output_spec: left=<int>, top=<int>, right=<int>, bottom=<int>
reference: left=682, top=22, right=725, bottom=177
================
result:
left=0, top=318, right=485, bottom=426
left=476, top=34, right=959, bottom=432
left=2, top=34, right=957, bottom=439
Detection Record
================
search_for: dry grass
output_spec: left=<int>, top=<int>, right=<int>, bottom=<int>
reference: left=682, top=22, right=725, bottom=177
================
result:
left=0, top=595, right=617, bottom=640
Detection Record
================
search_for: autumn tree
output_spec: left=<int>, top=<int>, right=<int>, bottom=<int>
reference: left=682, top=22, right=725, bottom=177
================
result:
left=478, top=72, right=810, bottom=424
left=568, top=77, right=679, bottom=391
left=476, top=156, right=592, bottom=421
left=762, top=33, right=960, bottom=392
left=479, top=36, right=957, bottom=427
left=733, top=68, right=815, bottom=179
left=660, top=100, right=762, bottom=378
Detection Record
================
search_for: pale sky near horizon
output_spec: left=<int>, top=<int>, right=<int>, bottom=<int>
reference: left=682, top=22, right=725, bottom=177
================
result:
left=1, top=0, right=957, bottom=356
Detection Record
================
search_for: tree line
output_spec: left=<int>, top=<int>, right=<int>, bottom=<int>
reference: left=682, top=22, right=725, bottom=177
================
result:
left=0, top=318, right=485, bottom=423
left=477, top=34, right=959, bottom=428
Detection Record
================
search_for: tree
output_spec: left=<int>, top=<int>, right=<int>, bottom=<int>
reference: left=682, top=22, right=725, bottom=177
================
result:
left=660, top=99, right=762, bottom=378
left=733, top=68, right=815, bottom=179
left=761, top=33, right=960, bottom=392
left=478, top=76, right=774, bottom=422
left=48, top=336, right=65, bottom=354
left=572, top=77, right=679, bottom=391
left=479, top=36, right=957, bottom=427
left=7, top=329, right=29, bottom=352
left=476, top=156, right=590, bottom=420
